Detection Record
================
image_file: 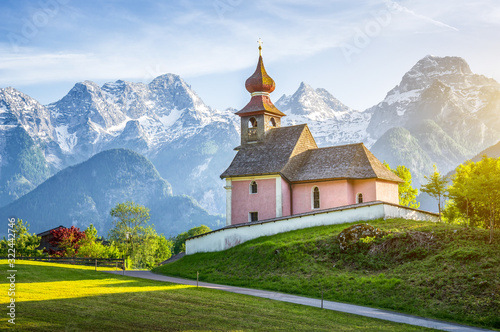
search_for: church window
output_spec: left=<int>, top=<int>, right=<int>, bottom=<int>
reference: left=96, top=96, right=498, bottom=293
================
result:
left=357, top=193, right=363, bottom=204
left=250, top=181, right=258, bottom=194
left=269, top=118, right=277, bottom=127
left=249, top=117, right=257, bottom=128
left=312, top=187, right=320, bottom=209
left=249, top=212, right=258, bottom=222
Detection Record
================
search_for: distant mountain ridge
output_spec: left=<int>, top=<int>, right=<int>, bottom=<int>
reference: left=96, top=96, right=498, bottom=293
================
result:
left=0, top=149, right=224, bottom=237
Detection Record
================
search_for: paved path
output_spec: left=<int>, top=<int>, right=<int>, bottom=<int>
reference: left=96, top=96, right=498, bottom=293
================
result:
left=104, top=270, right=493, bottom=332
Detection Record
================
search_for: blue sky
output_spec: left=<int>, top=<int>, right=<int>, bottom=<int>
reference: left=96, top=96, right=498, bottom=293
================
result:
left=1, top=0, right=500, bottom=111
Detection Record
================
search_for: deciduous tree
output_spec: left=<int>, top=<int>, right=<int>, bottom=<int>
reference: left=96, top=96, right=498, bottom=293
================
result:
left=421, top=164, right=447, bottom=221
left=48, top=226, right=86, bottom=257
left=108, top=202, right=173, bottom=268
left=76, top=224, right=120, bottom=258
left=109, top=201, right=150, bottom=255
left=0, top=219, right=42, bottom=257
left=173, top=225, right=211, bottom=254
left=384, top=162, right=420, bottom=208
left=448, top=156, right=500, bottom=243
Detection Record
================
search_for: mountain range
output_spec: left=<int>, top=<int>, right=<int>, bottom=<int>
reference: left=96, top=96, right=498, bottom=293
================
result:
left=1, top=54, right=499, bottom=234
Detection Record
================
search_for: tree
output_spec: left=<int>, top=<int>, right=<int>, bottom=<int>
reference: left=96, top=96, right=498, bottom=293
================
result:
left=109, top=201, right=150, bottom=256
left=173, top=225, right=211, bottom=254
left=383, top=162, right=420, bottom=208
left=128, top=226, right=173, bottom=269
left=0, top=219, right=42, bottom=257
left=446, top=161, right=476, bottom=227
left=447, top=157, right=500, bottom=243
left=421, top=164, right=447, bottom=221
left=76, top=224, right=120, bottom=258
left=108, top=202, right=173, bottom=268
left=466, top=157, right=500, bottom=243
left=48, top=226, right=86, bottom=257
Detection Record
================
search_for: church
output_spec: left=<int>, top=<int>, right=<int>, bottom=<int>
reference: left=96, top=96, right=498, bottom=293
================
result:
left=220, top=44, right=402, bottom=226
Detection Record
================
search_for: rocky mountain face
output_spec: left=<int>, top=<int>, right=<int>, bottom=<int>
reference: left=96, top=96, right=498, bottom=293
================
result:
left=368, top=55, right=500, bottom=188
left=470, top=141, right=500, bottom=161
left=0, top=88, right=52, bottom=202
left=0, top=149, right=224, bottom=237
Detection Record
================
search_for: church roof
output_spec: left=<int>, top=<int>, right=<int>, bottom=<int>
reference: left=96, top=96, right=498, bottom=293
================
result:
left=220, top=124, right=311, bottom=178
left=235, top=95, right=286, bottom=117
left=286, top=143, right=403, bottom=183
left=221, top=130, right=402, bottom=183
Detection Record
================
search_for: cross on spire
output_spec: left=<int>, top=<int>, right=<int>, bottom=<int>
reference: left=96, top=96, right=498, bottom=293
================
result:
left=258, top=38, right=263, bottom=56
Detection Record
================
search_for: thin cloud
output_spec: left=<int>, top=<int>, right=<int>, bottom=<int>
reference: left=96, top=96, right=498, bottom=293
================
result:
left=386, top=0, right=459, bottom=31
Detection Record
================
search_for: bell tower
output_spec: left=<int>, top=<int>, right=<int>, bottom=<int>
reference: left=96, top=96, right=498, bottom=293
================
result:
left=235, top=40, right=286, bottom=146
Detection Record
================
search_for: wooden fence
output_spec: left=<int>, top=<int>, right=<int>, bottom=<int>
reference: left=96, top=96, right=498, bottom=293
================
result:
left=10, top=256, right=126, bottom=272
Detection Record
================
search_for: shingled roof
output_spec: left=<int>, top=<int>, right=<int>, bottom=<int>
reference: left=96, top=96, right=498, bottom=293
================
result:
left=220, top=124, right=312, bottom=178
left=285, top=143, right=403, bottom=182
left=221, top=129, right=402, bottom=183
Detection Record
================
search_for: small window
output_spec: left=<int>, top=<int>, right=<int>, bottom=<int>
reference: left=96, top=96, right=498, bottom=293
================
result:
left=249, top=212, right=258, bottom=222
left=249, top=117, right=257, bottom=128
left=250, top=181, right=258, bottom=194
left=313, top=187, right=320, bottom=209
left=269, top=118, right=277, bottom=127
left=357, top=193, right=363, bottom=204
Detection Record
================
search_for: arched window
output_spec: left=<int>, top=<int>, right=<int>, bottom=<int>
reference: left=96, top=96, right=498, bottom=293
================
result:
left=312, top=186, right=320, bottom=209
left=269, top=118, right=277, bottom=127
left=249, top=117, right=257, bottom=128
left=250, top=181, right=258, bottom=194
left=357, top=193, right=363, bottom=204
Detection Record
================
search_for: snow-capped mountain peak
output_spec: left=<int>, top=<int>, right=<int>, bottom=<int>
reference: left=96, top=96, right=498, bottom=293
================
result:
left=0, top=87, right=54, bottom=142
left=397, top=55, right=473, bottom=94
left=276, top=82, right=371, bottom=147
left=277, top=81, right=351, bottom=119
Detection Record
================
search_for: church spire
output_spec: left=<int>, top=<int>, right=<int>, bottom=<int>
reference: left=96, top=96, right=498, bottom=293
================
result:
left=236, top=41, right=285, bottom=146
left=236, top=40, right=284, bottom=117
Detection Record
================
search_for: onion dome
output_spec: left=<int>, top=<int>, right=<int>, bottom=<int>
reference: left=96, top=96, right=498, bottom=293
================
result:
left=236, top=41, right=285, bottom=117
left=245, top=55, right=276, bottom=94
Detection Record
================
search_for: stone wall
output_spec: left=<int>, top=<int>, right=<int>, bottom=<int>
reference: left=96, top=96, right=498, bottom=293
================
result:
left=186, top=201, right=439, bottom=255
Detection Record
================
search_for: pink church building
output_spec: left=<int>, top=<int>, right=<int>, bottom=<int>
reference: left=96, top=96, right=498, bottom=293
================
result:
left=221, top=46, right=402, bottom=226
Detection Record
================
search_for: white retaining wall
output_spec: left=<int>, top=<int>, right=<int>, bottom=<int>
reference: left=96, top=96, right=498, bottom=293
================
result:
left=186, top=202, right=439, bottom=255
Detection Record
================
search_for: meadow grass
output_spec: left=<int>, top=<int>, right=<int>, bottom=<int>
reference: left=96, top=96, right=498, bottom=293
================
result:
left=154, top=218, right=500, bottom=330
left=0, top=260, right=431, bottom=331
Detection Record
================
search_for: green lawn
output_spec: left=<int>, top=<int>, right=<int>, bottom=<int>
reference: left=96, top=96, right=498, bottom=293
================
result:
left=154, top=218, right=500, bottom=330
left=0, top=260, right=431, bottom=331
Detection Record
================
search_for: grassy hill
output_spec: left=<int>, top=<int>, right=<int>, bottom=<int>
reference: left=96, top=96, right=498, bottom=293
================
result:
left=154, top=218, right=500, bottom=330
